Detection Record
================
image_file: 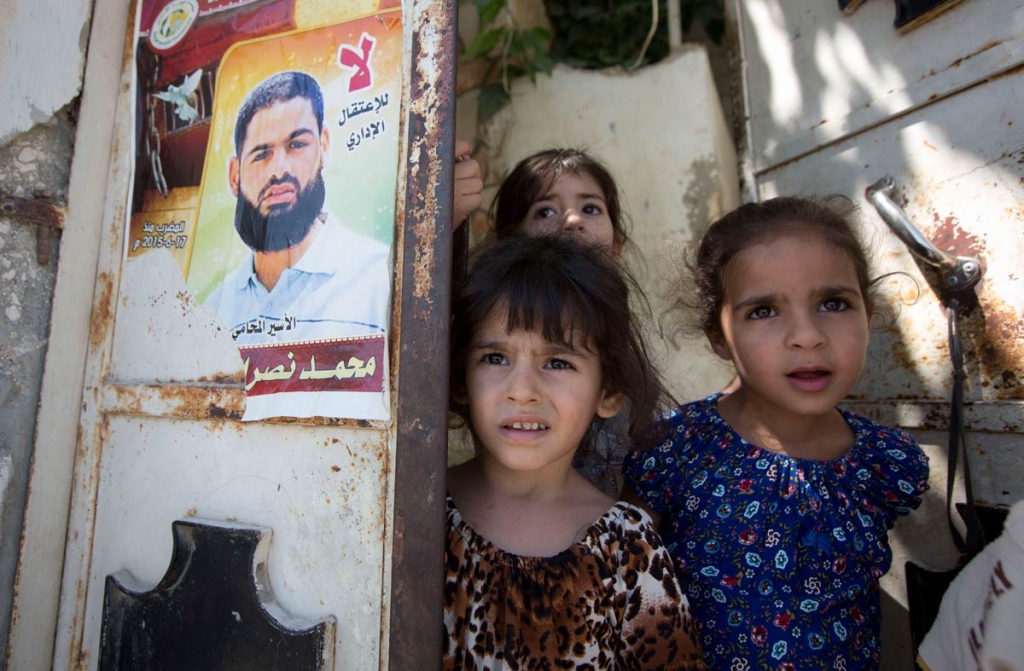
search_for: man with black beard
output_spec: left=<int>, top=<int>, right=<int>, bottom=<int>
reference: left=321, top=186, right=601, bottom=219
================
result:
left=205, top=71, right=391, bottom=345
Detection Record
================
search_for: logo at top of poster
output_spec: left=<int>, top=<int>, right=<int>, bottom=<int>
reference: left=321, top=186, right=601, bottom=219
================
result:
left=338, top=33, right=377, bottom=92
left=149, top=0, right=199, bottom=52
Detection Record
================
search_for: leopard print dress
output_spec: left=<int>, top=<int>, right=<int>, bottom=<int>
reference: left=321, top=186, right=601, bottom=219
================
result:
left=443, top=497, right=706, bottom=670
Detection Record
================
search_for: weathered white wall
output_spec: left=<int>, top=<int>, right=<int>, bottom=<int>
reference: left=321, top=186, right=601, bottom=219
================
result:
left=0, top=0, right=92, bottom=144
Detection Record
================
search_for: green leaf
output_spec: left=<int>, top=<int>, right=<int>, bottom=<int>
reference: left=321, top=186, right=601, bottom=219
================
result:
left=474, top=0, right=504, bottom=25
left=473, top=0, right=500, bottom=14
left=478, top=83, right=510, bottom=121
left=521, top=27, right=551, bottom=54
left=530, top=56, right=554, bottom=75
left=465, top=27, right=505, bottom=59
left=507, top=37, right=524, bottom=57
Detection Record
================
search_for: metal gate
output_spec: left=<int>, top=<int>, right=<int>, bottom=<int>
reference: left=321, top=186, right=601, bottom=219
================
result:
left=8, top=0, right=457, bottom=668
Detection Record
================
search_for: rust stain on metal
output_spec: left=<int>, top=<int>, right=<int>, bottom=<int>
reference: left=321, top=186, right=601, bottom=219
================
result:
left=0, top=190, right=66, bottom=265
left=943, top=39, right=1005, bottom=72
left=205, top=404, right=243, bottom=421
left=0, top=191, right=66, bottom=229
left=405, top=3, right=456, bottom=304
left=195, top=371, right=244, bottom=384
left=158, top=385, right=245, bottom=420
left=108, top=130, right=123, bottom=181
left=110, top=386, right=144, bottom=416
left=888, top=334, right=918, bottom=377
left=928, top=209, right=985, bottom=259
left=996, top=64, right=1024, bottom=81
left=88, top=272, right=116, bottom=352
left=972, top=299, right=1024, bottom=400
left=392, top=516, right=404, bottom=567
left=121, top=0, right=140, bottom=80
left=70, top=420, right=109, bottom=668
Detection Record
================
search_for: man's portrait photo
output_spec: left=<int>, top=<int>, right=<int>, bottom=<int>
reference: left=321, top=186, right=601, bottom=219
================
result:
left=202, top=70, right=391, bottom=345
left=178, top=18, right=402, bottom=419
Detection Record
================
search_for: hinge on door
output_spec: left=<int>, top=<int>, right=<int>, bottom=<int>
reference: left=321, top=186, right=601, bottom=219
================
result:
left=0, top=189, right=65, bottom=266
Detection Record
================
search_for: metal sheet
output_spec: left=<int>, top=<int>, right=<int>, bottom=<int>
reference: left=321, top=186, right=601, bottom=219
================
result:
left=82, top=416, right=387, bottom=670
left=737, top=0, right=1024, bottom=171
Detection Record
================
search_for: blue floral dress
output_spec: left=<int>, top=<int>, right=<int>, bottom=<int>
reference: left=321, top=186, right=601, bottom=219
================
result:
left=623, top=394, right=929, bottom=671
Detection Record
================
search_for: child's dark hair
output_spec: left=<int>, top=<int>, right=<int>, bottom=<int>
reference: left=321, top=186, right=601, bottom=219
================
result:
left=450, top=234, right=669, bottom=444
left=490, top=149, right=630, bottom=249
left=668, top=195, right=889, bottom=341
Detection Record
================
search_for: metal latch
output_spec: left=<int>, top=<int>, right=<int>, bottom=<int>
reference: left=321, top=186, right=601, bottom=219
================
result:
left=865, top=176, right=982, bottom=310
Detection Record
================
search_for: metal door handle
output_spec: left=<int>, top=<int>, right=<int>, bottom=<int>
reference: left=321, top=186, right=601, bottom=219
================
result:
left=865, top=176, right=981, bottom=292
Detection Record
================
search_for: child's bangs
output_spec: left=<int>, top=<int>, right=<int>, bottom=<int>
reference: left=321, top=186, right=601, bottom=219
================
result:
left=492, top=277, right=601, bottom=353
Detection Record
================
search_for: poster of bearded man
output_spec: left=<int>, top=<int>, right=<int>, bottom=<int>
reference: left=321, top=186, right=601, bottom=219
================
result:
left=126, top=10, right=403, bottom=421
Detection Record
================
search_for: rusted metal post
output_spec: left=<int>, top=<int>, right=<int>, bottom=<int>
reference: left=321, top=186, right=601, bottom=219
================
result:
left=388, top=0, right=458, bottom=668
left=0, top=189, right=65, bottom=264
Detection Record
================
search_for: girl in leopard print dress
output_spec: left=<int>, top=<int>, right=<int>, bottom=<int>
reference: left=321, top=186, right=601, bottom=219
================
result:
left=444, top=234, right=706, bottom=670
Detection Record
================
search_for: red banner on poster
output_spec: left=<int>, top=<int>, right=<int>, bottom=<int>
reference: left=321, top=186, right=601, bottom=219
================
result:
left=241, top=335, right=385, bottom=396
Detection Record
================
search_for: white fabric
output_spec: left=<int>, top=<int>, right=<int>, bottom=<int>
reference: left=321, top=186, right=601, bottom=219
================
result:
left=919, top=500, right=1024, bottom=671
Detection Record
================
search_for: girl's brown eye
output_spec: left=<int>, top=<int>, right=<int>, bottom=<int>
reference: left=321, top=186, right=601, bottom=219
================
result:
left=820, top=298, right=851, bottom=312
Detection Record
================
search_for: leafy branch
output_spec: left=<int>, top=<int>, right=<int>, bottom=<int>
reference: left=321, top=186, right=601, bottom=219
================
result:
left=461, top=0, right=725, bottom=119
left=461, top=0, right=554, bottom=120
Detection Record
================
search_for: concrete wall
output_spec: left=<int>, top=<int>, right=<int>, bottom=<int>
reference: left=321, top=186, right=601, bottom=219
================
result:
left=0, top=0, right=91, bottom=145
left=0, top=0, right=92, bottom=662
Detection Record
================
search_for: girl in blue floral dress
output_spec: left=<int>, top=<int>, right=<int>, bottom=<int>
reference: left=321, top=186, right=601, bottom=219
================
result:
left=623, top=196, right=930, bottom=671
